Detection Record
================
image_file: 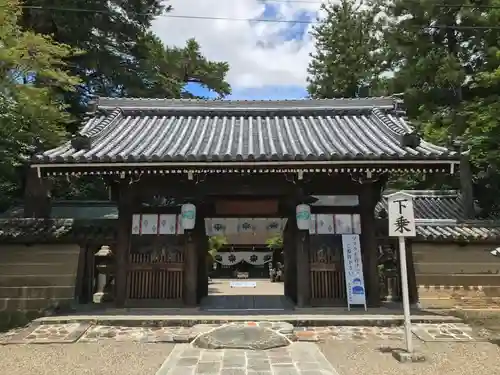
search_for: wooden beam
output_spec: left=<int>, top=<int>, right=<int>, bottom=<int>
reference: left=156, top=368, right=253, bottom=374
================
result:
left=405, top=240, right=419, bottom=305
left=24, top=168, right=51, bottom=218
left=196, top=207, right=208, bottom=303
left=183, top=231, right=198, bottom=306
left=296, top=229, right=311, bottom=307
left=114, top=181, right=134, bottom=306
left=359, top=182, right=381, bottom=307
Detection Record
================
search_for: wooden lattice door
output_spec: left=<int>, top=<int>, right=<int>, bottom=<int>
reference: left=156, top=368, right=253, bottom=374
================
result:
left=309, top=235, right=347, bottom=305
left=126, top=235, right=184, bottom=306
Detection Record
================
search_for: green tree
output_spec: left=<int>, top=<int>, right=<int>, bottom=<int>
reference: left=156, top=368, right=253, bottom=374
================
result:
left=307, top=0, right=387, bottom=98
left=207, top=235, right=227, bottom=272
left=127, top=34, right=230, bottom=98
left=265, top=234, right=283, bottom=250
left=16, top=0, right=231, bottom=203
left=20, top=0, right=231, bottom=117
left=462, top=55, right=500, bottom=216
left=0, top=0, right=81, bottom=209
left=379, top=0, right=500, bottom=211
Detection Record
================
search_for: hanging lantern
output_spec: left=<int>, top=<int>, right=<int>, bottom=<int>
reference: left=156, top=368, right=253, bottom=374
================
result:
left=181, top=203, right=196, bottom=230
left=296, top=204, right=311, bottom=230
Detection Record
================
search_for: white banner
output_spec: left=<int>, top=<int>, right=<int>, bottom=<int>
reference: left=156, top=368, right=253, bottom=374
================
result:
left=341, top=234, right=367, bottom=310
left=213, top=251, right=273, bottom=266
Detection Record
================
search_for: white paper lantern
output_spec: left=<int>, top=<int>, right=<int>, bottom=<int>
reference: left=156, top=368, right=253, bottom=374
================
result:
left=296, top=204, right=311, bottom=230
left=181, top=203, right=196, bottom=230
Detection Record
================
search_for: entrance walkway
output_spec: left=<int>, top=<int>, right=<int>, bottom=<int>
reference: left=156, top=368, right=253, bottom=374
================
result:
left=155, top=343, right=339, bottom=375
left=201, top=279, right=294, bottom=311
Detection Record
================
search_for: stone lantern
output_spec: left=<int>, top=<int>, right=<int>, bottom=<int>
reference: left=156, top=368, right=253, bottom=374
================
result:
left=93, top=245, right=115, bottom=303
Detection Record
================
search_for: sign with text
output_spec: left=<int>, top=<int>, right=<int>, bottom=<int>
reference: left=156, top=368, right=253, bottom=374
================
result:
left=341, top=234, right=367, bottom=309
left=387, top=192, right=416, bottom=237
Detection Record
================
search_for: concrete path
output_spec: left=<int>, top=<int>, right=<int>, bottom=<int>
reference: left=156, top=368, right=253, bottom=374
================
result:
left=155, top=343, right=339, bottom=375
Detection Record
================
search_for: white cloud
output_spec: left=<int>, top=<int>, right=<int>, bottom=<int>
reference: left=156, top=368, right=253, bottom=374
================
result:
left=151, top=0, right=323, bottom=90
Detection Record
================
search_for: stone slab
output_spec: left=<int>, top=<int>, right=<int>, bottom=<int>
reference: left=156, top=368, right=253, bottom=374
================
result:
left=192, top=323, right=291, bottom=350
left=0, top=322, right=90, bottom=344
left=412, top=323, right=488, bottom=342
left=391, top=349, right=427, bottom=363
left=155, top=343, right=340, bottom=375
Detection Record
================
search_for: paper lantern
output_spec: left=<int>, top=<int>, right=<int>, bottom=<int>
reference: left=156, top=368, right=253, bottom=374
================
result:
left=181, top=203, right=196, bottom=230
left=296, top=204, right=311, bottom=230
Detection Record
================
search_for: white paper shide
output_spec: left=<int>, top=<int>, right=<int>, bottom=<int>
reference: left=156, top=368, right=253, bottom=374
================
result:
left=341, top=234, right=367, bottom=310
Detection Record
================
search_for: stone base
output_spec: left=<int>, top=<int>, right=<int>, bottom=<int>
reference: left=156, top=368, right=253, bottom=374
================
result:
left=392, top=349, right=426, bottom=363
left=92, top=292, right=112, bottom=304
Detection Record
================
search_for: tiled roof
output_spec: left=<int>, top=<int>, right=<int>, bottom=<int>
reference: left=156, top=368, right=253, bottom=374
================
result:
left=33, top=97, right=456, bottom=164
left=415, top=220, right=500, bottom=241
left=376, top=190, right=500, bottom=241
left=376, top=190, right=466, bottom=220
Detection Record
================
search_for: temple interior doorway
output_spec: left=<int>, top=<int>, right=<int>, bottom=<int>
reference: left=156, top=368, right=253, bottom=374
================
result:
left=200, top=216, right=294, bottom=312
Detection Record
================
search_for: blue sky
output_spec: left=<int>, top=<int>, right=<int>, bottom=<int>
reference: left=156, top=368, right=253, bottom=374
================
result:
left=153, top=0, right=321, bottom=100
left=185, top=82, right=308, bottom=100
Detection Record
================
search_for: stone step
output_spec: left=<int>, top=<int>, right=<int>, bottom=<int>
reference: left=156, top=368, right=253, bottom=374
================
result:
left=34, top=311, right=461, bottom=327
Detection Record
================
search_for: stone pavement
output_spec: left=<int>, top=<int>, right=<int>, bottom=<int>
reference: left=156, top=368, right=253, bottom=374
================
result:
left=155, top=343, right=339, bottom=375
left=1, top=321, right=493, bottom=345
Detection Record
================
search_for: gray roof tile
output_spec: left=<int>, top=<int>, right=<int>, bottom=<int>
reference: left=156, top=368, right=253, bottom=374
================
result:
left=377, top=190, right=500, bottom=241
left=415, top=221, right=500, bottom=241
left=377, top=190, right=465, bottom=220
left=34, top=97, right=456, bottom=164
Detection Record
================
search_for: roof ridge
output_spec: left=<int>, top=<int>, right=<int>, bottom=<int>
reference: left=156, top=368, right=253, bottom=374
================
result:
left=371, top=107, right=408, bottom=136
left=382, top=189, right=460, bottom=198
left=82, top=108, right=123, bottom=138
left=96, top=97, right=398, bottom=112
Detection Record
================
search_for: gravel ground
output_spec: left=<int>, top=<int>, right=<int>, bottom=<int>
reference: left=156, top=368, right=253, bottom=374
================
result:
left=0, top=342, right=175, bottom=375
left=320, top=339, right=500, bottom=375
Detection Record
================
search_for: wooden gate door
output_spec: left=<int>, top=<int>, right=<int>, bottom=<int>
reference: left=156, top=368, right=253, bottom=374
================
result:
left=126, top=235, right=184, bottom=306
left=309, top=235, right=346, bottom=306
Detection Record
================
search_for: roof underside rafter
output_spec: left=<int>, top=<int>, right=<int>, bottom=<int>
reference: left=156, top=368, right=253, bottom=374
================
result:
left=32, top=97, right=459, bottom=174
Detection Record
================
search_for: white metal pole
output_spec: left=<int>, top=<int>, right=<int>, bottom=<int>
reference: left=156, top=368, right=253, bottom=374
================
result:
left=398, top=236, right=413, bottom=353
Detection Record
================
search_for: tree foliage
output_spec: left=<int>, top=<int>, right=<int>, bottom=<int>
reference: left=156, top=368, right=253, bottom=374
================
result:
left=266, top=234, right=283, bottom=250
left=0, top=0, right=231, bottom=208
left=307, top=0, right=388, bottom=98
left=0, top=0, right=81, bottom=209
left=308, top=0, right=500, bottom=215
left=19, top=0, right=231, bottom=115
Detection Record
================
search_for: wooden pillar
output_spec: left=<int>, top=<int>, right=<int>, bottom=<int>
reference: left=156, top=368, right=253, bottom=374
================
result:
left=114, top=182, right=133, bottom=307
left=459, top=149, right=475, bottom=219
left=24, top=168, right=51, bottom=218
left=359, top=182, right=381, bottom=307
left=296, top=227, right=311, bottom=307
left=283, top=217, right=297, bottom=303
left=74, top=243, right=88, bottom=304
left=183, top=206, right=201, bottom=306
left=196, top=208, right=208, bottom=303
left=405, top=240, right=419, bottom=305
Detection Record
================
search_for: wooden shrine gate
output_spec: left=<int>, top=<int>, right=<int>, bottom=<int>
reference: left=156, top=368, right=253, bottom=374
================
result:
left=309, top=235, right=347, bottom=306
left=126, top=235, right=184, bottom=306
